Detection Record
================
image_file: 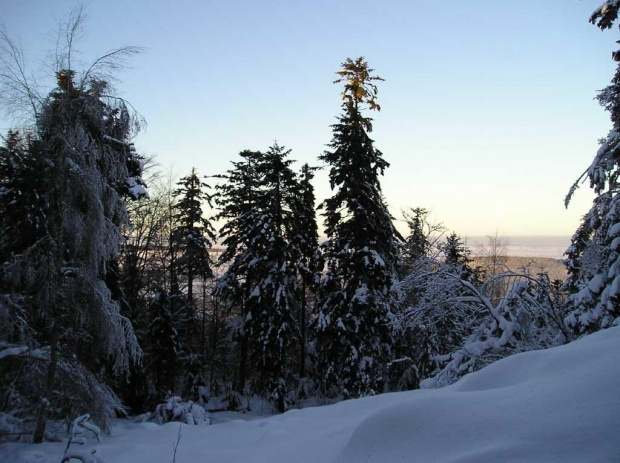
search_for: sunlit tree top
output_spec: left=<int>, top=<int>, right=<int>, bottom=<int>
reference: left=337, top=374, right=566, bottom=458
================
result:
left=334, top=56, right=384, bottom=111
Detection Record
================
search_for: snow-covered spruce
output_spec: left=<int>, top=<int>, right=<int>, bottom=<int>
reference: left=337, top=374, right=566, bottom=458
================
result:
left=563, top=1, right=620, bottom=333
left=314, top=58, right=401, bottom=398
left=215, top=145, right=318, bottom=410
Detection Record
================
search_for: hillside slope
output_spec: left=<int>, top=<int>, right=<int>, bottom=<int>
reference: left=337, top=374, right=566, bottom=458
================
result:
left=2, top=328, right=619, bottom=463
left=472, top=256, right=567, bottom=282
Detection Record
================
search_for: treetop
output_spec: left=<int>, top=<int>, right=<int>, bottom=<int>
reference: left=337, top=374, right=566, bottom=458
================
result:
left=334, top=57, right=384, bottom=112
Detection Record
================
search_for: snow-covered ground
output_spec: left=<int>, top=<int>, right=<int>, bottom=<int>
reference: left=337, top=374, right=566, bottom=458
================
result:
left=2, top=327, right=619, bottom=463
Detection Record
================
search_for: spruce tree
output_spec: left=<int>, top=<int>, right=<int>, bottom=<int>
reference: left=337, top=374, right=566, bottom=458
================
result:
left=315, top=57, right=401, bottom=398
left=216, top=144, right=312, bottom=410
left=442, top=232, right=481, bottom=283
left=173, top=168, right=216, bottom=309
left=146, top=289, right=179, bottom=399
left=251, top=142, right=302, bottom=411
left=214, top=150, right=264, bottom=393
left=171, top=168, right=215, bottom=396
left=0, top=131, right=48, bottom=261
left=292, top=163, right=320, bottom=379
left=563, top=2, right=620, bottom=333
left=402, top=208, right=432, bottom=270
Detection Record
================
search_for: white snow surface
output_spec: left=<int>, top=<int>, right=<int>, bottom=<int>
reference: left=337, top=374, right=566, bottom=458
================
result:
left=2, top=327, right=620, bottom=462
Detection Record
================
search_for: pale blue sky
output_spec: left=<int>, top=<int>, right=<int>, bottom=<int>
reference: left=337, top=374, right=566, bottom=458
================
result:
left=2, top=1, right=617, bottom=237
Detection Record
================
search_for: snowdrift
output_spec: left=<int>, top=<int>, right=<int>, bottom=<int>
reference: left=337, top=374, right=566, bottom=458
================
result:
left=2, top=327, right=619, bottom=462
left=339, top=327, right=620, bottom=462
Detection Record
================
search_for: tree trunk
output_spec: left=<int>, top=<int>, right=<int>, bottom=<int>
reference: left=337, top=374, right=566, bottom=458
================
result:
left=209, top=295, right=218, bottom=394
left=238, top=324, right=247, bottom=394
left=237, top=283, right=252, bottom=394
left=33, top=338, right=58, bottom=443
left=201, top=277, right=206, bottom=368
left=300, top=279, right=306, bottom=379
left=187, top=265, right=194, bottom=310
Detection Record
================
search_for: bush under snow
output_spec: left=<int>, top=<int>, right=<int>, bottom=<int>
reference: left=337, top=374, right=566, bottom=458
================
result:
left=153, top=397, right=210, bottom=426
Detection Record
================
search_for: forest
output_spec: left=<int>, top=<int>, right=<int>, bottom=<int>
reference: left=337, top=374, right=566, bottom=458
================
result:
left=0, top=2, right=619, bottom=449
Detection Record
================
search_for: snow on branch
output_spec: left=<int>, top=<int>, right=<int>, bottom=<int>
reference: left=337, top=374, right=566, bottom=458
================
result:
left=0, top=344, right=48, bottom=361
left=422, top=273, right=562, bottom=389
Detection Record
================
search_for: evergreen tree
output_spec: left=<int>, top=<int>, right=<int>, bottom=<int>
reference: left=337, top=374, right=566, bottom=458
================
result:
left=563, top=2, right=620, bottom=333
left=214, top=150, right=264, bottom=394
left=146, top=289, right=179, bottom=399
left=442, top=232, right=481, bottom=283
left=401, top=208, right=434, bottom=271
left=428, top=234, right=483, bottom=361
left=314, top=57, right=401, bottom=398
left=171, top=168, right=216, bottom=394
left=250, top=142, right=302, bottom=411
left=292, top=164, right=320, bottom=380
left=216, top=144, right=313, bottom=411
left=173, top=168, right=216, bottom=309
left=0, top=131, right=48, bottom=261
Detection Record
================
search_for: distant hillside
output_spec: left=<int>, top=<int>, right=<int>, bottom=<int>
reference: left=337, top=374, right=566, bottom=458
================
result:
left=466, top=236, right=570, bottom=260
left=472, top=256, right=567, bottom=282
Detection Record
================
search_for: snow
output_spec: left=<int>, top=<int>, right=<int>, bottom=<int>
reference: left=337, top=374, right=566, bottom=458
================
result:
left=153, top=397, right=210, bottom=426
left=103, top=135, right=132, bottom=147
left=2, top=328, right=620, bottom=462
left=0, top=345, right=29, bottom=360
left=125, top=177, right=148, bottom=200
left=609, top=222, right=620, bottom=238
left=588, top=272, right=607, bottom=293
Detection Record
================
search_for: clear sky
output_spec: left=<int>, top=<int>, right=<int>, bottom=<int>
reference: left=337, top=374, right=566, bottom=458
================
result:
left=2, top=0, right=617, bottom=238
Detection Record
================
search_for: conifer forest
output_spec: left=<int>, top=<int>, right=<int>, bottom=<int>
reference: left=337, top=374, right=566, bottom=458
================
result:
left=1, top=3, right=620, bottom=460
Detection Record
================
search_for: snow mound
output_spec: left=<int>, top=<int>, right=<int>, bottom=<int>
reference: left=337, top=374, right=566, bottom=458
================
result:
left=1, top=328, right=619, bottom=462
left=338, top=327, right=620, bottom=463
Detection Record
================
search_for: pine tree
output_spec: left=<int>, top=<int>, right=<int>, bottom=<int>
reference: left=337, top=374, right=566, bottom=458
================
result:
left=563, top=2, right=620, bottom=333
left=314, top=57, right=401, bottom=398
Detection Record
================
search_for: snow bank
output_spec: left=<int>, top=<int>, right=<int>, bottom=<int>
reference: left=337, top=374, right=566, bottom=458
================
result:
left=340, top=327, right=620, bottom=462
left=2, top=328, right=619, bottom=462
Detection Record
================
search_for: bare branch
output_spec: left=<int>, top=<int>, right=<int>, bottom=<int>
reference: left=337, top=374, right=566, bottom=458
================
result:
left=79, top=46, right=144, bottom=90
left=0, top=24, right=42, bottom=120
left=55, top=4, right=88, bottom=74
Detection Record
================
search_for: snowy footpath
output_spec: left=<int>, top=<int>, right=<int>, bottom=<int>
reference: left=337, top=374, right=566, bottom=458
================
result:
left=2, top=327, right=619, bottom=462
